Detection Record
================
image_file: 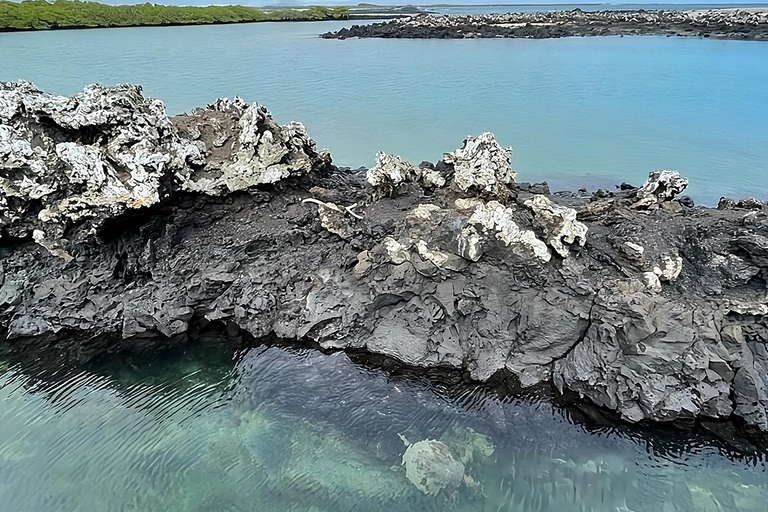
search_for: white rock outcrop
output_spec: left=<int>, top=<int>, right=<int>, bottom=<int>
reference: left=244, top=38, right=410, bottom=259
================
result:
left=0, top=82, right=328, bottom=256
left=367, top=152, right=446, bottom=193
left=443, top=132, right=515, bottom=195
left=460, top=199, right=551, bottom=262
left=0, top=81, right=200, bottom=245
left=632, top=170, right=689, bottom=209
left=523, top=194, right=588, bottom=258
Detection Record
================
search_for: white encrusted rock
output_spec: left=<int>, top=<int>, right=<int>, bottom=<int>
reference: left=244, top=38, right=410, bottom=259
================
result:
left=407, top=203, right=442, bottom=222
left=218, top=106, right=315, bottom=192
left=642, top=271, right=663, bottom=293
left=462, top=200, right=550, bottom=262
left=523, top=194, right=587, bottom=258
left=654, top=253, right=683, bottom=282
left=0, top=82, right=327, bottom=257
left=382, top=237, right=411, bottom=264
left=632, top=170, right=689, bottom=209
left=416, top=240, right=467, bottom=271
left=621, top=241, right=645, bottom=260
left=457, top=225, right=483, bottom=261
left=367, top=152, right=446, bottom=193
left=443, top=132, right=515, bottom=195
left=0, top=81, right=199, bottom=252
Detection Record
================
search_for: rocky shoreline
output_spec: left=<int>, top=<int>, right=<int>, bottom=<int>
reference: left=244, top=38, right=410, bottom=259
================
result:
left=321, top=9, right=768, bottom=40
left=1, top=82, right=767, bottom=440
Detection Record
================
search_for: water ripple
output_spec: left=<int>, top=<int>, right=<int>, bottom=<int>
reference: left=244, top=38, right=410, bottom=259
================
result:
left=0, top=342, right=765, bottom=511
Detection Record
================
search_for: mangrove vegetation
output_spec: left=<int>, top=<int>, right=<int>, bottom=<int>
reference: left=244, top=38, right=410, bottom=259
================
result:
left=0, top=0, right=349, bottom=31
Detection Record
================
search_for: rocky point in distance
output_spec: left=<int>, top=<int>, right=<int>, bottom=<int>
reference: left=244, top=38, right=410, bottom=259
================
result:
left=322, top=8, right=768, bottom=40
left=0, top=82, right=766, bottom=447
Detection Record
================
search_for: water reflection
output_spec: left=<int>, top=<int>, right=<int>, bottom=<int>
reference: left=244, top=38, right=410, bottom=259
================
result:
left=0, top=342, right=765, bottom=512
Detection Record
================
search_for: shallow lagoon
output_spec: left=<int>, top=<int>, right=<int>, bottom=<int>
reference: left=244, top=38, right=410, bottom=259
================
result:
left=0, top=341, right=765, bottom=512
left=1, top=21, right=767, bottom=204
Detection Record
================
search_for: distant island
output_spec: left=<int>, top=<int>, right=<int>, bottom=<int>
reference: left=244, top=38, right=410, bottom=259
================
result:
left=323, top=8, right=768, bottom=40
left=0, top=0, right=350, bottom=31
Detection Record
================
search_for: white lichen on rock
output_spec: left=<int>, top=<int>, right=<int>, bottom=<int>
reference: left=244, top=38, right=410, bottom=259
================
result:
left=443, top=132, right=515, bottom=195
left=523, top=194, right=587, bottom=258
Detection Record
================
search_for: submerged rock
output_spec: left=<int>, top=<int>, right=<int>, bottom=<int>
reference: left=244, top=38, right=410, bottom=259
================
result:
left=401, top=438, right=465, bottom=495
left=1, top=83, right=767, bottom=439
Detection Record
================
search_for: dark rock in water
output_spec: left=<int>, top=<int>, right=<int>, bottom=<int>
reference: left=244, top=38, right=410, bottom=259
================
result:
left=1, top=82, right=767, bottom=438
left=321, top=9, right=768, bottom=41
left=619, top=182, right=635, bottom=191
left=529, top=182, right=550, bottom=195
left=592, top=188, right=612, bottom=199
left=679, top=195, right=695, bottom=208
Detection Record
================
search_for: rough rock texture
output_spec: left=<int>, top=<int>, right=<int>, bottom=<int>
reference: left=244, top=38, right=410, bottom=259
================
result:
left=0, top=81, right=330, bottom=259
left=443, top=132, right=515, bottom=196
left=0, top=81, right=201, bottom=259
left=322, top=9, right=768, bottom=41
left=631, top=170, right=689, bottom=210
left=366, top=151, right=446, bottom=194
left=173, top=98, right=331, bottom=196
left=1, top=83, right=767, bottom=439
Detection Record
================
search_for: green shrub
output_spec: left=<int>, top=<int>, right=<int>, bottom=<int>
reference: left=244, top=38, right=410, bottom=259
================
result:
left=0, top=1, right=349, bottom=30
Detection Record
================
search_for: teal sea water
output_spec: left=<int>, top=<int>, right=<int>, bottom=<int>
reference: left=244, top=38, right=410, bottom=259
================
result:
left=0, top=341, right=765, bottom=512
left=1, top=20, right=766, bottom=204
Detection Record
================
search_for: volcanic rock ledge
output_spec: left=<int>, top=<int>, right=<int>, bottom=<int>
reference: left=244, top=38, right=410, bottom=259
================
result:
left=322, top=9, right=768, bottom=41
left=1, top=82, right=767, bottom=436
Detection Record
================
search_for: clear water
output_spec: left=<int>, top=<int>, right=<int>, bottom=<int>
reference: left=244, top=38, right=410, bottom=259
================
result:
left=1, top=21, right=767, bottom=204
left=0, top=341, right=765, bottom=512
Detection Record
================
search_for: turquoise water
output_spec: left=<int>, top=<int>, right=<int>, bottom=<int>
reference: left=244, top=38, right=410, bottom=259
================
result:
left=1, top=21, right=766, bottom=204
left=0, top=341, right=765, bottom=512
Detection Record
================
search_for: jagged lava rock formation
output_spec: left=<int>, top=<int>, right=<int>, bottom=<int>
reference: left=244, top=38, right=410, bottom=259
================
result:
left=1, top=82, right=767, bottom=436
left=322, top=9, right=768, bottom=41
